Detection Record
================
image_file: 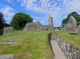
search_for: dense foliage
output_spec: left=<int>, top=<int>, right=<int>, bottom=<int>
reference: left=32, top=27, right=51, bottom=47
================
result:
left=62, top=12, right=80, bottom=25
left=10, top=12, right=33, bottom=30
left=0, top=13, right=6, bottom=35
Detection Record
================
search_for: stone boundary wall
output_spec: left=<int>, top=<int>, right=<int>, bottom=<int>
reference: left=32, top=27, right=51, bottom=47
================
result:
left=52, top=34, right=80, bottom=59
left=3, top=27, right=15, bottom=34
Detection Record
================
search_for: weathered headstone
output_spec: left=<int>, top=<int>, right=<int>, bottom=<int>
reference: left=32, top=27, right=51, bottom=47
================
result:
left=66, top=16, right=77, bottom=32
left=3, top=27, right=14, bottom=34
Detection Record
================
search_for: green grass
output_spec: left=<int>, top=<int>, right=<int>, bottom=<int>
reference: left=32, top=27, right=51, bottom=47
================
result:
left=0, top=30, right=52, bottom=59
left=55, top=29, right=80, bottom=49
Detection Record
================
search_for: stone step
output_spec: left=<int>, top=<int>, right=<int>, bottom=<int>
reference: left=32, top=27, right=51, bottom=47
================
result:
left=0, top=54, right=14, bottom=59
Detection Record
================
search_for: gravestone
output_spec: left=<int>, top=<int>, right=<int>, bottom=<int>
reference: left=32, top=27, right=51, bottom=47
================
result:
left=66, top=16, right=77, bottom=32
left=3, top=27, right=14, bottom=34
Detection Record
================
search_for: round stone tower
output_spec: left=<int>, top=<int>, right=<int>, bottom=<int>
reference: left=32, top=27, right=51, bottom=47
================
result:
left=48, top=14, right=53, bottom=28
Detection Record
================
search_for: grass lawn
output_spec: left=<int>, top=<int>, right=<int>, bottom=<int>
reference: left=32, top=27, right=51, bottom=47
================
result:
left=0, top=30, right=52, bottom=59
left=55, top=29, right=80, bottom=49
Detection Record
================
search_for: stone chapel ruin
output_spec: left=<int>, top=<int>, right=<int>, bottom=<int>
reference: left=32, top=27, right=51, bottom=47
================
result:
left=24, top=13, right=53, bottom=30
left=66, top=16, right=77, bottom=31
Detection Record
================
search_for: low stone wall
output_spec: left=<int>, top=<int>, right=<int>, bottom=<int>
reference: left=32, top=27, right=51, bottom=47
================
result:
left=3, top=27, right=15, bottom=34
left=52, top=34, right=80, bottom=59
left=58, top=39, right=80, bottom=59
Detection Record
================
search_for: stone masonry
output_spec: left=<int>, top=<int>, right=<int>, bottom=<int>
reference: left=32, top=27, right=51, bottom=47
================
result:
left=66, top=16, right=77, bottom=32
left=51, top=34, right=80, bottom=59
left=48, top=14, right=53, bottom=28
left=3, top=27, right=14, bottom=34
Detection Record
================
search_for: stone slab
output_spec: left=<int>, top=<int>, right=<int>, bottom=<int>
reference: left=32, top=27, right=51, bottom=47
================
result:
left=0, top=54, right=14, bottom=59
left=0, top=42, right=17, bottom=45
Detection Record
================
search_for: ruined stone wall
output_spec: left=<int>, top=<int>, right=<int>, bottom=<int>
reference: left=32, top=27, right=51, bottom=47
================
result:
left=52, top=34, right=80, bottom=59
left=3, top=27, right=15, bottom=34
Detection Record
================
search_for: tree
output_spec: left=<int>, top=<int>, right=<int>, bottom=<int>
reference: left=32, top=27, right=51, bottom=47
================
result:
left=10, top=12, right=33, bottom=30
left=62, top=12, right=80, bottom=25
left=0, top=13, right=5, bottom=35
left=4, top=23, right=9, bottom=27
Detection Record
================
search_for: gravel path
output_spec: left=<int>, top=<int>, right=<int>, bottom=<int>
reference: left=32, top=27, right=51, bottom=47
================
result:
left=51, top=40, right=67, bottom=59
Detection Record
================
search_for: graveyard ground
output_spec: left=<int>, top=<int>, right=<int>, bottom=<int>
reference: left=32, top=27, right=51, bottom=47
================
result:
left=55, top=29, right=80, bottom=48
left=0, top=31, right=52, bottom=59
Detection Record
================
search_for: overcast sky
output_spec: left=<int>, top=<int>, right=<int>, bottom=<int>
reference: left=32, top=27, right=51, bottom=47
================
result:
left=0, top=0, right=80, bottom=27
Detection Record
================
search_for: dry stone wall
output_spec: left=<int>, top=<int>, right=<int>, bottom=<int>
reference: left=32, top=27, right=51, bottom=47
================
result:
left=58, top=39, right=80, bottom=59
left=52, top=34, right=80, bottom=59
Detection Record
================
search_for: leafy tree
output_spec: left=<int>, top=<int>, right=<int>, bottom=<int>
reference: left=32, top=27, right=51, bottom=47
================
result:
left=4, top=23, right=9, bottom=27
left=0, top=13, right=5, bottom=35
left=10, top=12, right=33, bottom=30
left=62, top=12, right=80, bottom=25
